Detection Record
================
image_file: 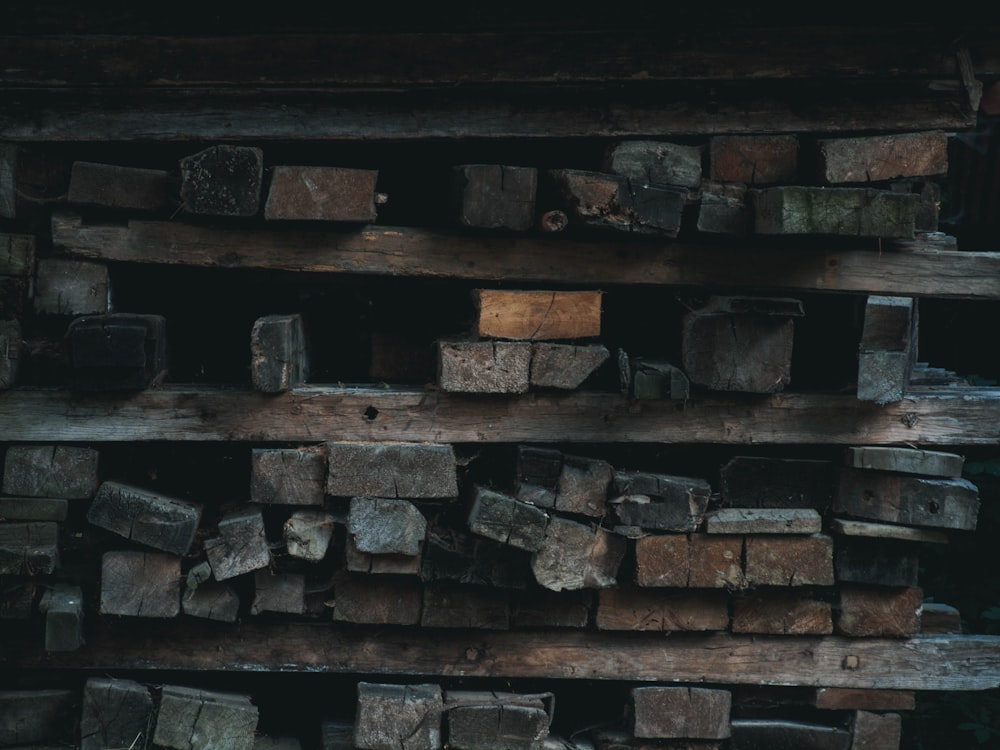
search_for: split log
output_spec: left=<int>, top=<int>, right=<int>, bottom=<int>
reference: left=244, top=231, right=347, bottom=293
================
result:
left=354, top=682, right=443, bottom=750
left=468, top=486, right=548, bottom=551
left=604, top=140, right=703, bottom=189
left=829, top=518, right=948, bottom=544
left=153, top=686, right=259, bottom=750
left=182, top=579, right=240, bottom=623
left=836, top=585, right=923, bottom=637
left=445, top=690, right=550, bottom=750
left=814, top=689, right=915, bottom=711
left=631, top=686, right=731, bottom=740
left=720, top=456, right=835, bottom=510
left=265, top=165, right=379, bottom=222
left=850, top=711, right=901, bottom=750
left=327, top=441, right=458, bottom=499
left=250, top=446, right=327, bottom=506
left=634, top=534, right=743, bottom=588
left=251, top=569, right=306, bottom=615
left=731, top=591, right=833, bottom=635
left=743, top=534, right=834, bottom=587
left=100, top=550, right=180, bottom=617
left=3, top=444, right=99, bottom=499
left=697, top=181, right=752, bottom=235
left=857, top=296, right=915, bottom=405
left=332, top=572, right=422, bottom=625
left=834, top=468, right=980, bottom=530
left=204, top=507, right=271, bottom=580
left=346, top=536, right=422, bottom=575
left=88, top=480, right=202, bottom=556
left=511, top=589, right=592, bottom=628
left=625, top=358, right=690, bottom=400
left=709, top=135, right=799, bottom=184
left=729, top=720, right=851, bottom=750
left=68, top=161, right=175, bottom=211
left=0, top=580, right=35, bottom=619
left=0, top=522, right=58, bottom=575
left=530, top=343, right=609, bottom=389
left=834, top=538, right=919, bottom=588
left=251, top=313, right=308, bottom=393
left=39, top=583, right=83, bottom=651
left=596, top=588, right=730, bottom=631
left=818, top=131, right=948, bottom=184
left=0, top=689, right=74, bottom=747
left=754, top=187, right=916, bottom=238
left=66, top=313, right=168, bottom=391
left=179, top=145, right=263, bottom=216
left=437, top=339, right=532, bottom=393
left=421, top=583, right=510, bottom=629
left=531, top=518, right=625, bottom=591
left=422, top=526, right=529, bottom=589
left=921, top=602, right=962, bottom=634
left=610, top=471, right=712, bottom=531
left=348, top=496, right=427, bottom=556
left=453, top=165, right=537, bottom=231
left=555, top=454, right=613, bottom=517
left=34, top=258, right=109, bottom=315
left=845, top=446, right=963, bottom=478
left=0, top=318, right=21, bottom=389
left=81, top=677, right=154, bottom=750
left=706, top=508, right=822, bottom=535
left=284, top=509, right=336, bottom=561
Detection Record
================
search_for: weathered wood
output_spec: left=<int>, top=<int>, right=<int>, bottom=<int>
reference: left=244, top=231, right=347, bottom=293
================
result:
left=81, top=677, right=154, bottom=750
left=835, top=538, right=920, bottom=588
left=710, top=135, right=799, bottom=185
left=0, top=318, right=20, bottom=389
left=697, top=181, right=751, bottom=235
left=511, top=589, right=592, bottom=628
left=857, top=296, right=915, bottom=405
left=322, top=721, right=355, bottom=750
left=706, top=508, right=822, bottom=535
left=88, top=480, right=202, bottom=556
left=845, top=446, right=963, bottom=478
left=611, top=471, right=712, bottom=532
left=834, top=468, right=980, bottom=530
left=251, top=569, right=306, bottom=615
left=438, top=340, right=532, bottom=393
left=348, top=496, right=427, bottom=556
left=346, top=535, right=422, bottom=575
left=100, top=550, right=180, bottom=617
left=474, top=290, right=603, bottom=341
left=265, top=166, right=378, bottom=222
left=837, top=585, right=923, bottom=638
left=681, top=296, right=798, bottom=393
left=729, top=720, right=851, bottom=750
left=454, top=165, right=537, bottom=231
left=422, top=525, right=528, bottom=589
left=518, top=446, right=563, bottom=490
left=0, top=522, right=58, bottom=575
left=445, top=690, right=549, bottom=750
left=421, top=583, right=510, bottom=629
left=814, top=689, right=915, bottom=711
left=205, top=507, right=271, bottom=580
left=851, top=711, right=901, bottom=750
left=284, top=509, right=336, bottom=561
left=921, top=602, right=962, bottom=634
left=0, top=689, right=74, bottom=747
left=754, top=188, right=916, bottom=239
left=635, top=534, right=743, bottom=589
left=66, top=312, right=168, bottom=391
left=596, top=588, right=730, bottom=632
left=3, top=444, right=99, bottom=499
left=153, top=686, right=258, bottom=750
left=604, top=141, right=703, bottom=189
left=332, top=572, right=422, bottom=625
left=554, top=454, right=612, bottom=517
left=818, top=132, right=948, bottom=184
left=0, top=580, right=35, bottom=619
left=179, top=145, right=263, bottom=216
left=732, top=591, right=833, bottom=635
left=530, top=343, right=609, bottom=390
left=468, top=486, right=548, bottom=552
left=631, top=687, right=731, bottom=740
left=355, top=682, right=442, bottom=750
left=626, top=358, right=691, bottom=400
left=251, top=313, right=308, bottom=393
left=68, top=161, right=175, bottom=211
left=744, top=535, right=834, bottom=587
left=327, top=441, right=458, bottom=499
left=1, top=234, right=36, bottom=277
left=33, top=258, right=109, bottom=315
left=183, top=579, right=241, bottom=623
left=251, top=446, right=327, bottom=505
left=531, top=518, right=625, bottom=592
left=39, top=583, right=83, bottom=651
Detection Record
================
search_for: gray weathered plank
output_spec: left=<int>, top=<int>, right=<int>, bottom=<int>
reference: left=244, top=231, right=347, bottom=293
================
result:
left=153, top=686, right=259, bottom=750
left=81, top=677, right=154, bottom=750
left=88, top=480, right=202, bottom=556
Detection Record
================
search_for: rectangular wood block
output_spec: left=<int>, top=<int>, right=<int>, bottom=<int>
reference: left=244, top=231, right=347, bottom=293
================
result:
left=251, top=569, right=306, bottom=615
left=205, top=507, right=271, bottom=580
left=819, top=131, right=948, bottom=183
left=445, top=690, right=549, bottom=750
left=100, top=550, right=180, bottom=617
left=88, top=480, right=202, bottom=556
left=420, top=583, right=510, bottom=629
left=627, top=358, right=691, bottom=400
left=67, top=313, right=168, bottom=391
left=251, top=313, right=308, bottom=392
left=153, top=685, right=259, bottom=750
left=814, top=689, right=915, bottom=711
left=355, top=682, right=443, bottom=750
left=183, top=579, right=241, bottom=623
left=732, top=591, right=833, bottom=635
left=284, top=509, right=335, bottom=561
left=596, top=588, right=729, bottom=631
left=179, top=145, right=263, bottom=217
left=421, top=527, right=529, bottom=590
left=837, top=585, right=923, bottom=637
left=635, top=534, right=743, bottom=589
left=851, top=710, right=901, bottom=750
left=531, top=517, right=625, bottom=592
left=327, top=441, right=458, bottom=499
left=34, top=258, right=109, bottom=315
left=0, top=689, right=75, bottom=747
left=753, top=187, right=915, bottom=238
left=921, top=602, right=962, bottom=634
left=604, top=140, right=703, bottom=189
left=81, top=677, right=155, bottom=750
left=437, top=340, right=531, bottom=393
left=468, top=485, right=548, bottom=552
left=744, top=534, right=834, bottom=586
left=0, top=318, right=20, bottom=389
left=454, top=165, right=537, bottom=231
left=611, top=471, right=712, bottom=531
left=860, top=296, right=914, bottom=352
left=709, top=135, right=799, bottom=184
left=266, top=165, right=378, bottom=221
left=530, top=342, right=609, bottom=390
left=857, top=296, right=914, bottom=405
left=835, top=538, right=919, bottom=588
left=333, top=573, right=422, bottom=625
left=730, top=720, right=851, bottom=750
left=517, top=446, right=563, bottom=490
left=349, top=496, right=427, bottom=556
left=834, top=468, right=980, bottom=530
left=555, top=454, right=612, bottom=517
left=720, top=456, right=834, bottom=510
left=706, top=508, right=822, bottom=535
left=0, top=521, right=58, bottom=575
left=845, top=446, right=963, bottom=478
left=346, top=535, right=422, bottom=575
left=39, top=583, right=83, bottom=651
left=631, top=686, right=731, bottom=739
left=511, top=589, right=592, bottom=628
left=68, top=161, right=175, bottom=211
left=3, top=444, right=99, bottom=498
left=0, top=496, right=67, bottom=521
left=697, top=181, right=752, bottom=235
left=251, top=446, right=327, bottom=505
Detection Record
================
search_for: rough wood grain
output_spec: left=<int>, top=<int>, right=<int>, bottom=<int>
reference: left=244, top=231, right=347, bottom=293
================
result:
left=34, top=257, right=109, bottom=315
left=153, top=686, right=258, bottom=750
left=422, top=527, right=528, bottom=590
left=510, top=589, right=592, bottom=628
left=710, top=135, right=799, bottom=184
left=626, top=358, right=690, bottom=400
left=421, top=583, right=510, bottom=629
left=474, top=290, right=602, bottom=341
left=81, top=678, right=154, bottom=750
left=596, top=588, right=730, bottom=632
left=697, top=181, right=751, bottom=235
left=265, top=166, right=378, bottom=222
left=530, top=343, right=609, bottom=389
left=205, top=507, right=271, bottom=580
left=355, top=682, right=442, bottom=750
left=706, top=508, right=822, bottom=535
left=857, top=296, right=915, bottom=405
left=921, top=602, right=962, bottom=634
left=837, top=585, right=923, bottom=638
left=332, top=572, right=422, bottom=625
left=755, top=188, right=916, bottom=238
left=845, top=446, right=963, bottom=478
left=179, top=145, right=263, bottom=216
left=744, top=535, right=834, bottom=587
left=349, top=496, right=427, bottom=556
left=183, top=579, right=241, bottom=623
left=445, top=690, right=549, bottom=750
left=0, top=521, right=58, bottom=575
left=454, top=165, right=537, bottom=231
left=327, top=441, right=458, bottom=498
left=814, top=689, right=915, bottom=711
left=438, top=340, right=532, bottom=393
left=830, top=518, right=948, bottom=544
left=850, top=710, right=901, bottom=750
left=555, top=454, right=612, bottom=517
left=251, top=313, right=308, bottom=393
left=834, top=468, right=980, bottom=530
left=635, top=534, right=743, bottom=589
left=89, top=480, right=202, bottom=556
left=3, top=444, right=99, bottom=499
left=732, top=591, right=833, bottom=635
left=251, top=570, right=306, bottom=615
left=531, top=519, right=625, bottom=592
left=631, top=687, right=731, bottom=739
left=251, top=446, right=327, bottom=505
left=100, top=550, right=180, bottom=617
left=468, top=486, right=548, bottom=552
left=611, top=471, right=712, bottom=532
left=819, top=131, right=948, bottom=184
left=346, top=536, right=422, bottom=575
left=68, top=161, right=175, bottom=211
left=284, top=509, right=336, bottom=561
left=604, top=141, right=703, bottom=189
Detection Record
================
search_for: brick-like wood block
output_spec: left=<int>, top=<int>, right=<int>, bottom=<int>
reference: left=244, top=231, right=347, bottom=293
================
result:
left=349, top=496, right=427, bottom=556
left=81, top=678, right=154, bottom=750
left=251, top=313, right=308, bottom=392
left=556, top=454, right=612, bottom=517
left=851, top=710, right=902, bottom=750
left=819, top=131, right=948, bottom=184
left=627, top=358, right=691, bottom=400
left=39, top=583, right=83, bottom=651
left=837, top=585, right=923, bottom=637
left=814, top=688, right=915, bottom=712
left=332, top=573, right=422, bottom=625
left=468, top=485, right=548, bottom=552
left=454, top=165, right=537, bottom=231
left=753, top=187, right=915, bottom=239
left=251, top=569, right=306, bottom=615
left=67, top=312, right=168, bottom=392
left=34, top=258, right=109, bottom=315
left=68, top=161, right=175, bottom=211
left=251, top=446, right=327, bottom=505
left=834, top=468, right=980, bottom=531
left=474, top=290, right=603, bottom=341
left=3, top=444, right=99, bottom=499
left=183, top=579, right=240, bottom=623
left=284, top=509, right=336, bottom=561
left=205, top=507, right=271, bottom=580
left=744, top=534, right=834, bottom=587
left=611, top=471, right=712, bottom=531
left=420, top=583, right=510, bottom=629
left=266, top=165, right=378, bottom=222
left=179, top=145, right=263, bottom=217
left=635, top=534, right=743, bottom=589
left=720, top=456, right=835, bottom=510
left=0, top=318, right=21, bottom=389
left=511, top=589, right=592, bottom=628
left=604, top=140, right=703, bottom=189
left=706, top=508, right=822, bottom=535
left=709, top=135, right=799, bottom=185
left=154, top=686, right=259, bottom=750
left=531, top=517, right=625, bottom=591
left=845, top=446, right=963, bottom=479
left=327, top=441, right=458, bottom=499
left=731, top=591, right=833, bottom=635
left=0, top=522, right=58, bottom=576
left=857, top=295, right=914, bottom=405
left=517, top=446, right=563, bottom=490
left=0, top=689, right=75, bottom=747
left=355, top=682, right=443, bottom=750
left=445, top=691, right=549, bottom=750
left=437, top=340, right=531, bottom=393
left=697, top=180, right=752, bottom=235
left=100, top=550, right=180, bottom=618
left=530, top=343, right=609, bottom=389
left=631, top=686, right=731, bottom=739
left=596, top=588, right=729, bottom=631
left=89, top=480, right=201, bottom=555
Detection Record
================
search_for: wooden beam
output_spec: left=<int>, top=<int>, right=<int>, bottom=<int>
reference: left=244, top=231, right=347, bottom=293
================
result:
left=2, top=386, right=999, bottom=444
left=51, top=214, right=1000, bottom=300
left=5, top=623, right=1000, bottom=691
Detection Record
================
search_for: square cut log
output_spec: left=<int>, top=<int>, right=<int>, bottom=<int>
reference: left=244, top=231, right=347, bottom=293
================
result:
left=3, top=444, right=99, bottom=499
left=81, top=678, right=155, bottom=750
left=153, top=686, right=259, bottom=750
left=100, top=550, right=180, bottom=617
left=437, top=340, right=531, bottom=393
left=251, top=446, right=327, bottom=505
left=531, top=517, right=625, bottom=591
left=88, top=480, right=201, bottom=556
left=604, top=140, right=703, bottom=189
left=67, top=313, right=168, bottom=391
left=753, top=187, right=916, bottom=239
left=706, top=508, right=822, bottom=535
left=511, top=589, right=592, bottom=628
left=555, top=454, right=613, bottom=517
left=349, top=496, right=427, bottom=556
left=39, top=583, right=83, bottom=651
left=634, top=534, right=743, bottom=589
left=834, top=538, right=919, bottom=588
left=473, top=289, right=603, bottom=342
left=530, top=343, right=609, bottom=389
left=453, top=165, right=537, bottom=231
left=251, top=569, right=306, bottom=615
left=34, top=258, right=109, bottom=315
left=731, top=591, right=833, bottom=635
left=631, top=686, right=731, bottom=740
left=744, top=534, right=834, bottom=587
left=837, top=585, right=923, bottom=637
left=596, top=588, right=729, bottom=632
left=0, top=318, right=21, bottom=389
left=857, top=296, right=915, bottom=405
left=327, top=441, right=458, bottom=499
left=205, top=507, right=271, bottom=580
left=0, top=689, right=75, bottom=747
left=265, top=166, right=379, bottom=222
left=709, top=135, right=799, bottom=185
left=284, top=509, right=336, bottom=561
left=0, top=521, right=58, bottom=576
left=251, top=313, right=308, bottom=393
left=818, top=131, right=948, bottom=184
left=697, top=181, right=752, bottom=235
left=445, top=690, right=550, bottom=750
left=814, top=689, right=915, bottom=712
left=844, top=446, right=963, bottom=479
left=850, top=710, right=902, bottom=750
left=183, top=579, right=241, bottom=623
left=68, top=161, right=175, bottom=212
left=611, top=471, right=712, bottom=532
left=729, top=720, right=851, bottom=750
left=420, top=583, right=510, bottom=629
left=346, top=535, right=422, bottom=575
left=833, top=468, right=980, bottom=531
left=355, top=682, right=443, bottom=750
left=468, top=485, right=548, bottom=552
left=332, top=572, right=422, bottom=625
left=179, top=145, right=263, bottom=217
left=720, top=456, right=834, bottom=510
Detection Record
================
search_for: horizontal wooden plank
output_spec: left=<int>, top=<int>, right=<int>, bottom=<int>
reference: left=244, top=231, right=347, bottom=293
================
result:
left=1, top=386, right=999, bottom=444
left=51, top=214, right=1000, bottom=300
left=4, top=622, right=999, bottom=691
